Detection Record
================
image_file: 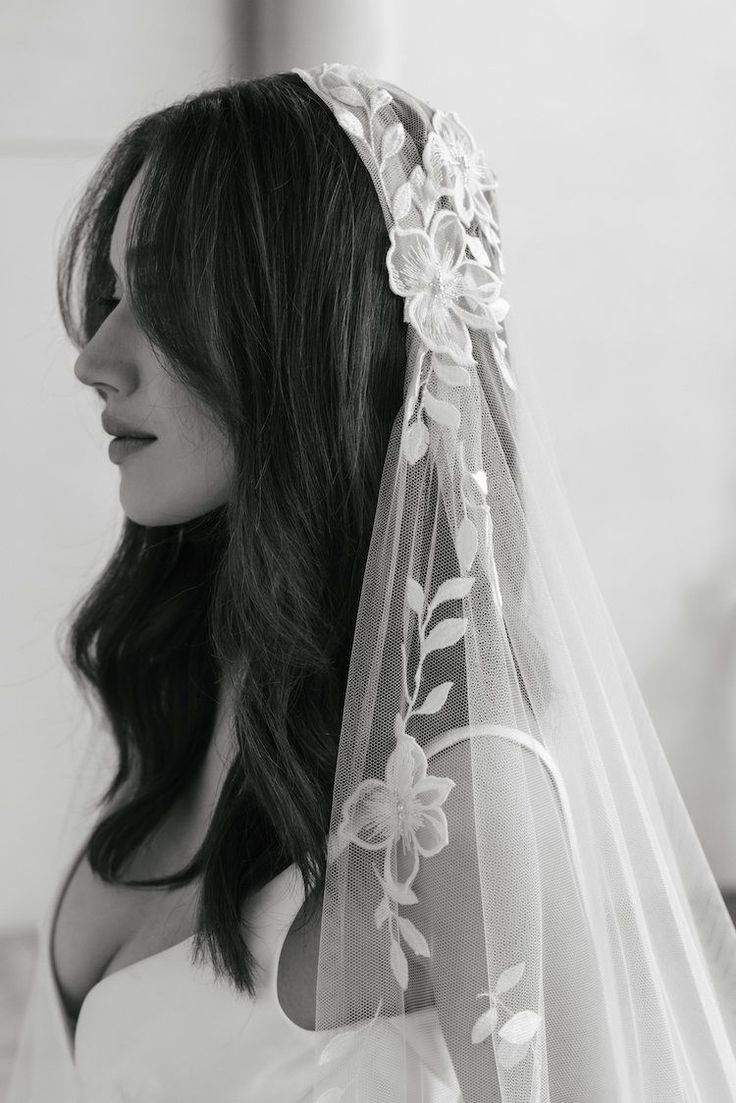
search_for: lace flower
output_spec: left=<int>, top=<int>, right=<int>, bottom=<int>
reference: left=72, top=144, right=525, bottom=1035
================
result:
left=386, top=208, right=508, bottom=367
left=329, top=735, right=455, bottom=894
left=423, top=110, right=499, bottom=234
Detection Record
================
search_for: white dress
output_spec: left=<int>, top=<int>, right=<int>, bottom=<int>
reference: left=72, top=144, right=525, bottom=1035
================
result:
left=4, top=833, right=461, bottom=1102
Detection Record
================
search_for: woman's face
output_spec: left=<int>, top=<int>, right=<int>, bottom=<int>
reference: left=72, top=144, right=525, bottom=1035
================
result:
left=73, top=167, right=235, bottom=527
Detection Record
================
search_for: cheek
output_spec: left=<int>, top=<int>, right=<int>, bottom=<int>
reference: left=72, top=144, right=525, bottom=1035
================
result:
left=135, top=383, right=234, bottom=509
left=128, top=424, right=233, bottom=521
left=172, top=426, right=234, bottom=496
left=163, top=388, right=232, bottom=472
left=202, top=436, right=235, bottom=498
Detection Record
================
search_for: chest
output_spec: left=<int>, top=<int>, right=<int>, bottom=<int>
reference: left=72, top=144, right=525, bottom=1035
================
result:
left=50, top=687, right=323, bottom=1035
left=49, top=695, right=429, bottom=1042
left=51, top=817, right=323, bottom=1037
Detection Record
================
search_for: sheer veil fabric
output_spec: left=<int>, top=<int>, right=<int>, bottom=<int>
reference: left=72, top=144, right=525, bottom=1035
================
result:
left=6, top=61, right=736, bottom=1103
left=287, top=63, right=736, bottom=1101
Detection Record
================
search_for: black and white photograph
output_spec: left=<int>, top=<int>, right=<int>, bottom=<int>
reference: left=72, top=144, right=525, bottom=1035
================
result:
left=1, top=2, right=735, bottom=1099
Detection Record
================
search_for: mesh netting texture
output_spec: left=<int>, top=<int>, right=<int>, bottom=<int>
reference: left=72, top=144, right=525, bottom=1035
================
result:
left=288, top=62, right=736, bottom=1102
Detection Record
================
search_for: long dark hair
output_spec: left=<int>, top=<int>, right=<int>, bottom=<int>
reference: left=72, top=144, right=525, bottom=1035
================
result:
left=56, top=72, right=410, bottom=996
left=55, top=71, right=541, bottom=1002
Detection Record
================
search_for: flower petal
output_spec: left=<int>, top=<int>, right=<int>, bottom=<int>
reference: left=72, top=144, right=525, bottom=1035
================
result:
left=387, top=737, right=431, bottom=798
left=408, top=292, right=475, bottom=365
left=422, top=131, right=455, bottom=193
left=451, top=300, right=500, bottom=333
left=435, top=110, right=477, bottom=158
left=386, top=227, right=435, bottom=298
left=453, top=176, right=475, bottom=227
left=492, top=297, right=510, bottom=325
left=430, top=210, right=467, bottom=273
left=472, top=187, right=496, bottom=228
left=412, top=773, right=456, bottom=808
left=413, top=805, right=450, bottom=855
left=457, top=259, right=502, bottom=300
left=340, top=779, right=396, bottom=849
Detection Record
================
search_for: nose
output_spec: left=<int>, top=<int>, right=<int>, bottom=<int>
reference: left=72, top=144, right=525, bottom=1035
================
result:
left=73, top=347, right=121, bottom=404
left=73, top=350, right=91, bottom=385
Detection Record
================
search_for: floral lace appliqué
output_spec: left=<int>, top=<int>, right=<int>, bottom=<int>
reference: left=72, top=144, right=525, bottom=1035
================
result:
left=293, top=61, right=543, bottom=1085
left=423, top=109, right=501, bottom=243
left=386, top=208, right=508, bottom=368
left=327, top=570, right=472, bottom=989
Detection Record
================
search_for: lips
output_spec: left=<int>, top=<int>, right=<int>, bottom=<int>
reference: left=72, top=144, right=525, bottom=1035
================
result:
left=101, top=412, right=157, bottom=440
left=108, top=435, right=156, bottom=463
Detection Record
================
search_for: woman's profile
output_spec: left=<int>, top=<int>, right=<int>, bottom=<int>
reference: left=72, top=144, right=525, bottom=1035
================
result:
left=6, top=62, right=736, bottom=1102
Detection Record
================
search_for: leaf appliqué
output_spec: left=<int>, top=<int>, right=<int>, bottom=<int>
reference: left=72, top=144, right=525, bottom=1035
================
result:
left=472, top=960, right=542, bottom=1071
left=390, top=939, right=409, bottom=989
left=397, top=916, right=430, bottom=957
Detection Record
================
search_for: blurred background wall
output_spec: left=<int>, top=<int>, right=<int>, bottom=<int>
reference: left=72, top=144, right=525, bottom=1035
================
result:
left=1, top=0, right=734, bottom=946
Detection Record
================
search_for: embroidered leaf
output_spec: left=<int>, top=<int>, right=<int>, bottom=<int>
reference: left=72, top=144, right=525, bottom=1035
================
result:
left=471, top=1004, right=498, bottom=1043
left=427, top=575, right=475, bottom=619
left=374, top=895, right=391, bottom=930
left=456, top=516, right=478, bottom=572
left=390, top=939, right=409, bottom=989
left=370, top=86, right=393, bottom=115
left=402, top=419, right=429, bottom=464
left=422, top=616, right=468, bottom=658
left=318, top=1000, right=384, bottom=1066
left=405, top=577, right=425, bottom=618
left=335, top=111, right=365, bottom=142
left=470, top=468, right=488, bottom=496
left=318, top=1027, right=360, bottom=1065
left=432, top=354, right=472, bottom=388
left=498, top=1009, right=542, bottom=1046
left=380, top=121, right=406, bottom=169
left=408, top=163, right=431, bottom=219
left=398, top=916, right=430, bottom=957
left=423, top=389, right=461, bottom=433
left=494, top=338, right=517, bottom=391
left=467, top=233, right=492, bottom=266
left=415, top=680, right=453, bottom=716
left=460, top=468, right=489, bottom=510
left=331, top=85, right=366, bottom=108
left=495, top=961, right=525, bottom=995
left=326, top=827, right=350, bottom=863
left=487, top=537, right=504, bottom=612
left=498, top=1037, right=533, bottom=1070
left=391, top=180, right=412, bottom=222
left=374, top=863, right=419, bottom=905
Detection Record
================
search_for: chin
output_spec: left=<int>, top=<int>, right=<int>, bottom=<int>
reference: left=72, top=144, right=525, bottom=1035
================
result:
left=119, top=484, right=231, bottom=528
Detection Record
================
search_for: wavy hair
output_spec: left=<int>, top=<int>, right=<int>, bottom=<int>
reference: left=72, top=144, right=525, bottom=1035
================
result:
left=56, top=70, right=540, bottom=998
left=56, top=72, right=410, bottom=996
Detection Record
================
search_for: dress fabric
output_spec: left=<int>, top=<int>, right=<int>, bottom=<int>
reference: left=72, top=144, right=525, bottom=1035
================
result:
left=5, top=830, right=461, bottom=1102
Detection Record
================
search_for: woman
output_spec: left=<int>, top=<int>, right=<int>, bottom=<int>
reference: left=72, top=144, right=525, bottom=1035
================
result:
left=7, top=63, right=736, bottom=1101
